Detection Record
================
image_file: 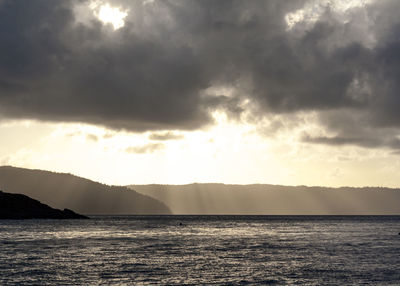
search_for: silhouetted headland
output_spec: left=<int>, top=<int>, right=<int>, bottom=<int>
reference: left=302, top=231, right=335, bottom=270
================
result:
left=0, top=190, right=88, bottom=219
left=0, top=166, right=171, bottom=215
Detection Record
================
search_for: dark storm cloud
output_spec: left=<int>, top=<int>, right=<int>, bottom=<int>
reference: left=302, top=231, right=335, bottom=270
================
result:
left=302, top=108, right=400, bottom=152
left=1, top=0, right=400, bottom=150
left=302, top=133, right=385, bottom=149
left=0, top=0, right=213, bottom=131
left=303, top=133, right=400, bottom=151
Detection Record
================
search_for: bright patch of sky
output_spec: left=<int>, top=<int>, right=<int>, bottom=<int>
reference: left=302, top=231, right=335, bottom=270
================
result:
left=90, top=1, right=128, bottom=30
left=1, top=117, right=399, bottom=188
left=285, top=0, right=375, bottom=29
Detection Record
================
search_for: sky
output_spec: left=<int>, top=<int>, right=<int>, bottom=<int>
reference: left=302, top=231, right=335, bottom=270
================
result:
left=1, top=0, right=400, bottom=187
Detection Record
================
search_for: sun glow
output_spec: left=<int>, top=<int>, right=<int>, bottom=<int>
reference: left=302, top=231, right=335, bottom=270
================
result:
left=94, top=3, right=128, bottom=30
left=2, top=116, right=400, bottom=188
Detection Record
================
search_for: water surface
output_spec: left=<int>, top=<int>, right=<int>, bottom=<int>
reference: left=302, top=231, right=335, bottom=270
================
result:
left=1, top=216, right=400, bottom=285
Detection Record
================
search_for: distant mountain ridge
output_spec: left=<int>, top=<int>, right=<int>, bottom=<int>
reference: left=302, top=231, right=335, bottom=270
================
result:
left=0, top=166, right=171, bottom=215
left=129, top=183, right=400, bottom=215
left=0, top=190, right=88, bottom=219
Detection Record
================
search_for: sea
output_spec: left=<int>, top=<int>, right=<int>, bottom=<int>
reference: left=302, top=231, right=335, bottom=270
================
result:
left=0, top=215, right=400, bottom=285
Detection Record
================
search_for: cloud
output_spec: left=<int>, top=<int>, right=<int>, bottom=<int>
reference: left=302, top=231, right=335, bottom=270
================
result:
left=148, top=132, right=184, bottom=141
left=103, top=133, right=115, bottom=139
left=86, top=134, right=98, bottom=142
left=302, top=130, right=400, bottom=151
left=0, top=0, right=214, bottom=131
left=1, top=0, right=400, bottom=150
left=66, top=131, right=82, bottom=138
left=302, top=134, right=383, bottom=148
left=125, top=143, right=164, bottom=154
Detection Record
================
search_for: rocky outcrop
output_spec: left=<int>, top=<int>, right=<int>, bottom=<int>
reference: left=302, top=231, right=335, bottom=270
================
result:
left=0, top=190, right=88, bottom=219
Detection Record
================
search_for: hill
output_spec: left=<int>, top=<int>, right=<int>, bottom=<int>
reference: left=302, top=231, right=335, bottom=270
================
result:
left=0, top=166, right=170, bottom=215
left=129, top=183, right=400, bottom=215
left=0, top=190, right=88, bottom=219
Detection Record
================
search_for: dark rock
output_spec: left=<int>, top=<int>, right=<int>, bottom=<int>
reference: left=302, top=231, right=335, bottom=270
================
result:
left=0, top=190, right=88, bottom=219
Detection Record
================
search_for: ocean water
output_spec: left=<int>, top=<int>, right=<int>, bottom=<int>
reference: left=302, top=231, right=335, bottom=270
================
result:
left=0, top=216, right=400, bottom=285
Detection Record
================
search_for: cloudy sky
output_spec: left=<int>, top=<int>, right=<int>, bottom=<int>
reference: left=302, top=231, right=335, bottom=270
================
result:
left=1, top=0, right=400, bottom=187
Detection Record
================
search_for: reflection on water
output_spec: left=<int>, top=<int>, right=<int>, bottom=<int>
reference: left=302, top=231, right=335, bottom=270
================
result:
left=1, top=216, right=400, bottom=285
